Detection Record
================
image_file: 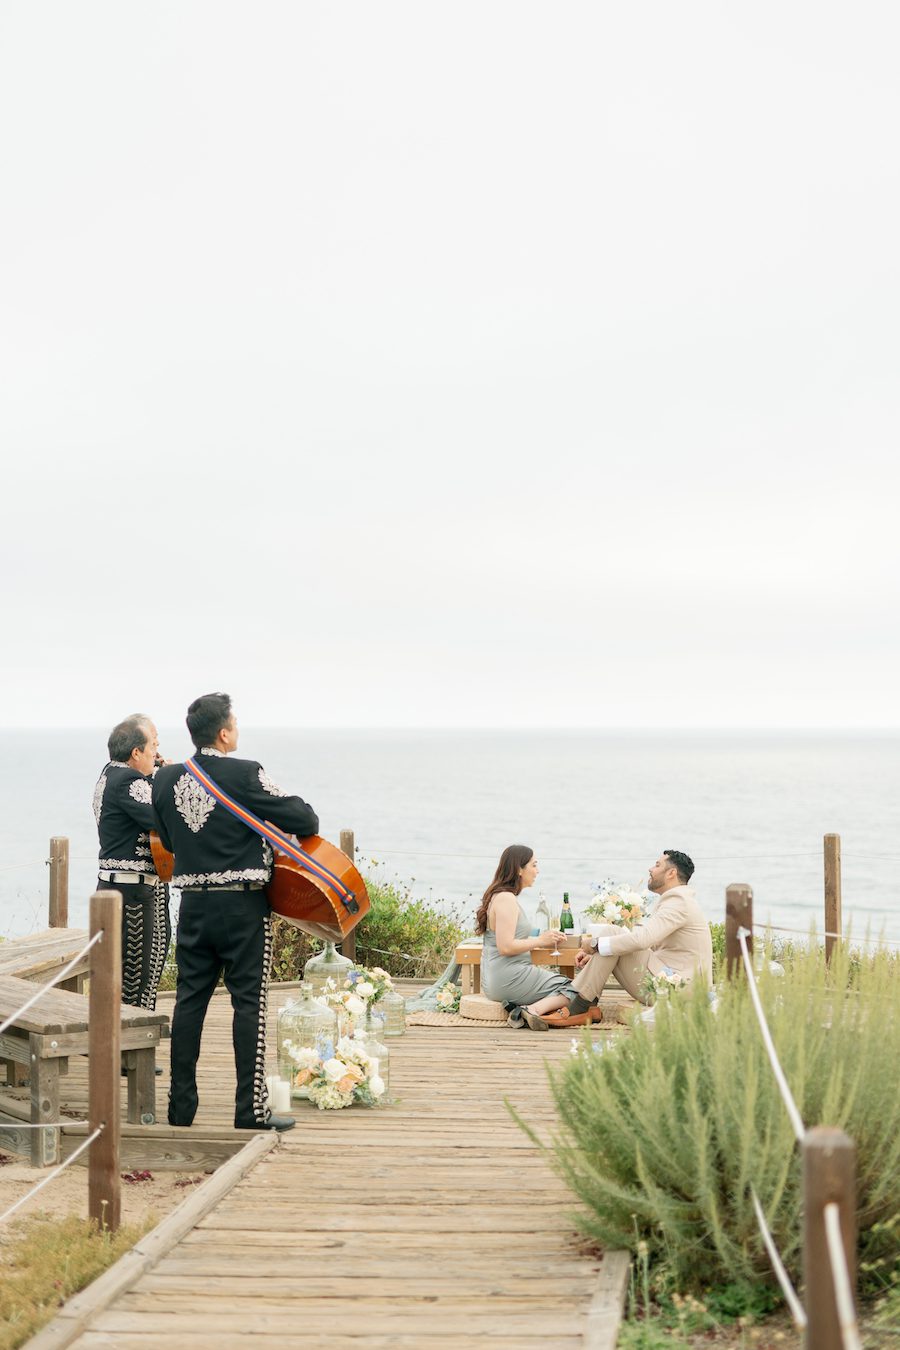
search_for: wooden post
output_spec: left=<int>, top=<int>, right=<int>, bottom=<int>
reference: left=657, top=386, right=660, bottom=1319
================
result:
left=823, top=834, right=842, bottom=964
left=48, top=836, right=69, bottom=928
left=725, top=884, right=753, bottom=979
left=803, top=1127, right=857, bottom=1350
left=339, top=828, right=357, bottom=964
left=88, top=890, right=121, bottom=1233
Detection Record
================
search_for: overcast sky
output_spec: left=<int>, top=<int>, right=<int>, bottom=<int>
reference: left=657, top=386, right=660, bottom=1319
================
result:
left=1, top=3, right=898, bottom=730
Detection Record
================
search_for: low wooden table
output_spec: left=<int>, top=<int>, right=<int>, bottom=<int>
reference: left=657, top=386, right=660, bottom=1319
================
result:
left=454, top=936, right=584, bottom=995
left=0, top=973, right=168, bottom=1165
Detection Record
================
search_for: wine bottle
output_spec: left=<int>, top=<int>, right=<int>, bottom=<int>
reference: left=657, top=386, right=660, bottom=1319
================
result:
left=560, top=893, right=575, bottom=932
left=534, top=892, right=551, bottom=933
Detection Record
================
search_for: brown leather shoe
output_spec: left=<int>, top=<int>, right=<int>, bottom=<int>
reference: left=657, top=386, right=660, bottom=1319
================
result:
left=542, top=1006, right=604, bottom=1028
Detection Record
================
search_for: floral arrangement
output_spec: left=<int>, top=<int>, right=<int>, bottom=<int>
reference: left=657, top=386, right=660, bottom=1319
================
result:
left=434, top=980, right=461, bottom=1013
left=346, top=965, right=394, bottom=1004
left=583, top=879, right=653, bottom=928
left=639, top=967, right=688, bottom=1004
left=283, top=1035, right=386, bottom=1110
left=322, top=964, right=395, bottom=1026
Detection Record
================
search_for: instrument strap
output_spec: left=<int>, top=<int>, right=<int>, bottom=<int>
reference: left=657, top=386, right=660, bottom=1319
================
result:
left=183, top=758, right=359, bottom=915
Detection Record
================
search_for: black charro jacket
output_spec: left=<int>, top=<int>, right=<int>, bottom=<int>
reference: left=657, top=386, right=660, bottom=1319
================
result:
left=151, top=747, right=319, bottom=889
left=93, top=762, right=158, bottom=875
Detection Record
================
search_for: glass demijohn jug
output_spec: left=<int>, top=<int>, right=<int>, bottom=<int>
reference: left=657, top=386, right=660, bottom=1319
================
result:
left=381, top=987, right=407, bottom=1037
left=356, top=1007, right=391, bottom=1096
left=303, top=940, right=354, bottom=994
left=277, top=983, right=339, bottom=1099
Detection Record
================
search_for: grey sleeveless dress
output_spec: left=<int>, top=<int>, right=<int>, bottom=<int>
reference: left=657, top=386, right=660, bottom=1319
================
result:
left=481, top=902, right=575, bottom=1007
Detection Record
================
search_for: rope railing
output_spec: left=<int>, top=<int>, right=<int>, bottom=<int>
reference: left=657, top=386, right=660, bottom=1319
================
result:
left=749, top=1184, right=807, bottom=1328
left=824, top=1203, right=863, bottom=1350
left=0, top=931, right=103, bottom=1037
left=0, top=1127, right=103, bottom=1226
left=733, top=918, right=861, bottom=1350
left=764, top=923, right=900, bottom=949
left=736, top=928, right=805, bottom=1143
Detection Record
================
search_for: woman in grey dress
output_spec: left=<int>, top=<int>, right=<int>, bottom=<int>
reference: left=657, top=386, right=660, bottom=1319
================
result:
left=476, top=844, right=575, bottom=1030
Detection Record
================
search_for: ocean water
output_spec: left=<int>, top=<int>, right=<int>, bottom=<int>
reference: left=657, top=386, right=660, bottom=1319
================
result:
left=1, top=729, right=898, bottom=943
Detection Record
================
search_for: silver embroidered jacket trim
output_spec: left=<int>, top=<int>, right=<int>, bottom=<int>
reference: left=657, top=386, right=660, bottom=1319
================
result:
left=199, top=747, right=225, bottom=757
left=173, top=868, right=270, bottom=888
left=129, top=778, right=153, bottom=804
left=99, top=857, right=157, bottom=873
left=257, top=768, right=288, bottom=797
left=92, top=775, right=107, bottom=825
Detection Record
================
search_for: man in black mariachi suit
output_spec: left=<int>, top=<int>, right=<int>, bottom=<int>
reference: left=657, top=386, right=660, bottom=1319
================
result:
left=152, top=691, right=318, bottom=1132
left=93, top=714, right=171, bottom=1010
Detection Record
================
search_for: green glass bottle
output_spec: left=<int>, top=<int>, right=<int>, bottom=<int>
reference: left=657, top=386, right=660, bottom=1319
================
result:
left=560, top=893, right=575, bottom=932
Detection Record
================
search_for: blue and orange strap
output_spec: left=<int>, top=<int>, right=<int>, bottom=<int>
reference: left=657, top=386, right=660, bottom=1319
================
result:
left=183, top=758, right=359, bottom=915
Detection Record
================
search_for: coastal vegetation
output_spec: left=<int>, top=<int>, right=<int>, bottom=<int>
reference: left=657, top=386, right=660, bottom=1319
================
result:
left=0, top=1214, right=151, bottom=1350
left=269, top=873, right=466, bottom=981
left=159, top=871, right=467, bottom=989
left=522, top=941, right=899, bottom=1330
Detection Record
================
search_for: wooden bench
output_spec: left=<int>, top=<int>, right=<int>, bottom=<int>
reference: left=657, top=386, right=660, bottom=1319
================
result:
left=0, top=974, right=168, bottom=1166
left=0, top=927, right=93, bottom=990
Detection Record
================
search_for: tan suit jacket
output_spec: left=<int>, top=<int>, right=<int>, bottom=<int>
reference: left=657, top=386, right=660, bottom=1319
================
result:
left=600, top=885, right=713, bottom=988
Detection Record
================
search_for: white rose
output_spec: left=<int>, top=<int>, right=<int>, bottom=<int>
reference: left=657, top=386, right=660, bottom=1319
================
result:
left=356, top=982, right=375, bottom=999
left=289, top=1046, right=321, bottom=1070
left=344, top=994, right=366, bottom=1019
left=323, top=1057, right=347, bottom=1082
left=369, top=1076, right=385, bottom=1097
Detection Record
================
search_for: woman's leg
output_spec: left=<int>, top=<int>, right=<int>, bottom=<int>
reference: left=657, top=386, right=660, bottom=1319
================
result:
left=526, top=992, right=569, bottom=1015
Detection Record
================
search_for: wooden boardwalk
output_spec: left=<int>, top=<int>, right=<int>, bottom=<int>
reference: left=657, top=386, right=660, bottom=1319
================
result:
left=42, top=987, right=629, bottom=1349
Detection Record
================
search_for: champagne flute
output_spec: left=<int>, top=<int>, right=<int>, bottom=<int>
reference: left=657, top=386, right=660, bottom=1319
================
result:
left=550, top=912, right=562, bottom=964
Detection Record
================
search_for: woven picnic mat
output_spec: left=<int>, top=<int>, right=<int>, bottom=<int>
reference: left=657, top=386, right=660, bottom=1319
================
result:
left=406, top=997, right=637, bottom=1029
left=406, top=1009, right=501, bottom=1027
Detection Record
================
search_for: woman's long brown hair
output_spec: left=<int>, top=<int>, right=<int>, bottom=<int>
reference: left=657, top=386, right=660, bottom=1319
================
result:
left=474, top=844, right=534, bottom=935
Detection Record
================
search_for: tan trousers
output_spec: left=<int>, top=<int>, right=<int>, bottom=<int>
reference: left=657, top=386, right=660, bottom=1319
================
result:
left=571, top=924, right=651, bottom=1004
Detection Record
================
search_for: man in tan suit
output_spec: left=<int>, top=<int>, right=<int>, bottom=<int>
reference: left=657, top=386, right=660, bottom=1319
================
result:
left=534, top=849, right=712, bottom=1029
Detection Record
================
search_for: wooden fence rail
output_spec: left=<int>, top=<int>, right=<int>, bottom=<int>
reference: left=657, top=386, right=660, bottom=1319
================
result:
left=88, top=889, right=121, bottom=1232
left=724, top=884, right=859, bottom=1348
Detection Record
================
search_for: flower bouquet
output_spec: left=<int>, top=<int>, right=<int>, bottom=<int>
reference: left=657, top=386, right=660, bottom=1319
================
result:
left=583, top=879, right=652, bottom=928
left=323, top=964, right=395, bottom=1030
left=639, top=967, right=688, bottom=1004
left=283, top=1035, right=386, bottom=1110
left=434, top=980, right=461, bottom=1013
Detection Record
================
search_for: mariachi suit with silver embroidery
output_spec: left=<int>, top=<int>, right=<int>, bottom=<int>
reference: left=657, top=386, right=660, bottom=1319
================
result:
left=92, top=763, right=172, bottom=1011
left=151, top=748, right=319, bottom=1129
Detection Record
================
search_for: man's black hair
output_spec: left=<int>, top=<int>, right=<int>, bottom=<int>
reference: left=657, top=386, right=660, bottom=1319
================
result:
left=186, top=692, right=233, bottom=751
left=108, top=715, right=151, bottom=764
left=664, top=849, right=695, bottom=884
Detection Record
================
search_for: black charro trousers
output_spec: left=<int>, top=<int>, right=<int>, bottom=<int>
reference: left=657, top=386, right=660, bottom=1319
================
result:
left=96, top=878, right=171, bottom=1010
left=167, top=891, right=273, bottom=1129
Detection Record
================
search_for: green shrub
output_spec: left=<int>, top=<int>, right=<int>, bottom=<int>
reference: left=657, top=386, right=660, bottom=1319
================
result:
left=523, top=942, right=900, bottom=1300
left=268, top=873, right=466, bottom=983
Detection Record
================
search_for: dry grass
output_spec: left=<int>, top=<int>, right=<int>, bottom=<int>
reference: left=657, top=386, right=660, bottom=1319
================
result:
left=0, top=1212, right=153, bottom=1350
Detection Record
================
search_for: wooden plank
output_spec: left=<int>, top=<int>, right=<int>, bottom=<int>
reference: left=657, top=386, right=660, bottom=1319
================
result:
left=25, top=992, right=628, bottom=1350
left=24, top=1133, right=279, bottom=1350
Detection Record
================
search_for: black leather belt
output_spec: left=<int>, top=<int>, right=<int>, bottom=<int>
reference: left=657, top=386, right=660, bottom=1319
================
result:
left=98, top=870, right=158, bottom=885
left=180, top=882, right=266, bottom=893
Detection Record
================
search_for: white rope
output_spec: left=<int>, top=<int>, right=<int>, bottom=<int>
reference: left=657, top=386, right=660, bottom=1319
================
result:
left=0, top=1126, right=103, bottom=1225
left=364, top=848, right=823, bottom=862
left=749, top=1184, right=807, bottom=1328
left=0, top=931, right=103, bottom=1037
left=737, top=928, right=806, bottom=1143
left=0, top=1120, right=89, bottom=1128
left=764, top=924, right=900, bottom=949
left=824, top=1202, right=863, bottom=1350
